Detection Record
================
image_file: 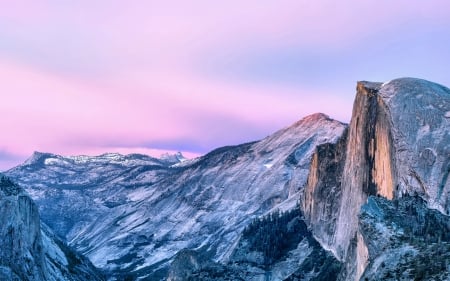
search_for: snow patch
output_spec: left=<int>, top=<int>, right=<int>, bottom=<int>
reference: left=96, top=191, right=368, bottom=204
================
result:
left=127, top=187, right=153, bottom=202
left=42, top=231, right=68, bottom=266
left=26, top=188, right=46, bottom=200
left=417, top=124, right=430, bottom=139
left=44, top=158, right=61, bottom=165
left=381, top=80, right=392, bottom=87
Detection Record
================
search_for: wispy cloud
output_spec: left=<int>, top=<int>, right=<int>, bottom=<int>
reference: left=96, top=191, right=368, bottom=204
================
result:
left=0, top=149, right=25, bottom=171
left=0, top=0, right=449, bottom=170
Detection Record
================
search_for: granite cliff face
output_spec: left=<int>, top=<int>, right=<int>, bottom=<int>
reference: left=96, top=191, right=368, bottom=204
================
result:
left=0, top=176, right=47, bottom=280
left=302, top=78, right=450, bottom=280
left=0, top=175, right=104, bottom=281
left=4, top=77, right=450, bottom=280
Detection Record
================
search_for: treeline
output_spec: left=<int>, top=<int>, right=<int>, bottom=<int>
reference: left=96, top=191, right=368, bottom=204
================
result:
left=0, top=175, right=21, bottom=196
left=242, top=206, right=309, bottom=266
left=391, top=195, right=450, bottom=243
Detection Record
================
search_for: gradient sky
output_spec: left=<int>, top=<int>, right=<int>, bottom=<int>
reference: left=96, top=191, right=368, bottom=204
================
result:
left=1, top=0, right=450, bottom=170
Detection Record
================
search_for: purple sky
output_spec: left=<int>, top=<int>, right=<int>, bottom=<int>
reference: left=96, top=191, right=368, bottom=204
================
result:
left=1, top=1, right=450, bottom=170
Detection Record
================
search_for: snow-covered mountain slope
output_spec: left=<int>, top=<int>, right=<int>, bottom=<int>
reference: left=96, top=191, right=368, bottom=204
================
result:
left=302, top=78, right=450, bottom=280
left=0, top=175, right=104, bottom=281
left=7, top=152, right=185, bottom=240
left=6, top=114, right=347, bottom=280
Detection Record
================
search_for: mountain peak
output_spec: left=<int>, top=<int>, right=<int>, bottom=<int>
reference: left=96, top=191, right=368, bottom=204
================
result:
left=357, top=77, right=450, bottom=99
left=22, top=151, right=57, bottom=166
left=357, top=81, right=383, bottom=92
left=301, top=112, right=331, bottom=122
left=379, top=77, right=450, bottom=99
left=288, top=113, right=346, bottom=131
left=159, top=151, right=186, bottom=165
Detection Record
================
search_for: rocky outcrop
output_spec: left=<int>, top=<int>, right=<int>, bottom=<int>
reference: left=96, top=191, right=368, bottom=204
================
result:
left=0, top=176, right=47, bottom=280
left=302, top=78, right=450, bottom=280
left=166, top=208, right=341, bottom=281
left=359, top=195, right=450, bottom=280
left=0, top=175, right=104, bottom=281
left=167, top=250, right=208, bottom=281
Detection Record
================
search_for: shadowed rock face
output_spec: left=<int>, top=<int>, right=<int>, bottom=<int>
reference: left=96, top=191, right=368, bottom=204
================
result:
left=302, top=128, right=348, bottom=253
left=0, top=177, right=46, bottom=281
left=0, top=175, right=104, bottom=281
left=302, top=78, right=450, bottom=280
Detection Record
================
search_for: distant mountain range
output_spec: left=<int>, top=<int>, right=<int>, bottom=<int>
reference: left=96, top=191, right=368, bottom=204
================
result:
left=2, top=78, right=450, bottom=280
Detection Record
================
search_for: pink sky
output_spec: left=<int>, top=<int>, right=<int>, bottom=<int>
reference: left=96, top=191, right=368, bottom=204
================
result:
left=1, top=1, right=450, bottom=170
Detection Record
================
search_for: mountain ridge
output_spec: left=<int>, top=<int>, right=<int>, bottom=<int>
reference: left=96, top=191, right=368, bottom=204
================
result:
left=7, top=112, right=347, bottom=280
left=4, top=77, right=450, bottom=280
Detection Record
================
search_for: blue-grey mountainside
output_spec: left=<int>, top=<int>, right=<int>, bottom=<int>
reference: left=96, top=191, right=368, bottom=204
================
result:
left=5, top=77, right=450, bottom=281
left=7, top=114, right=347, bottom=280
